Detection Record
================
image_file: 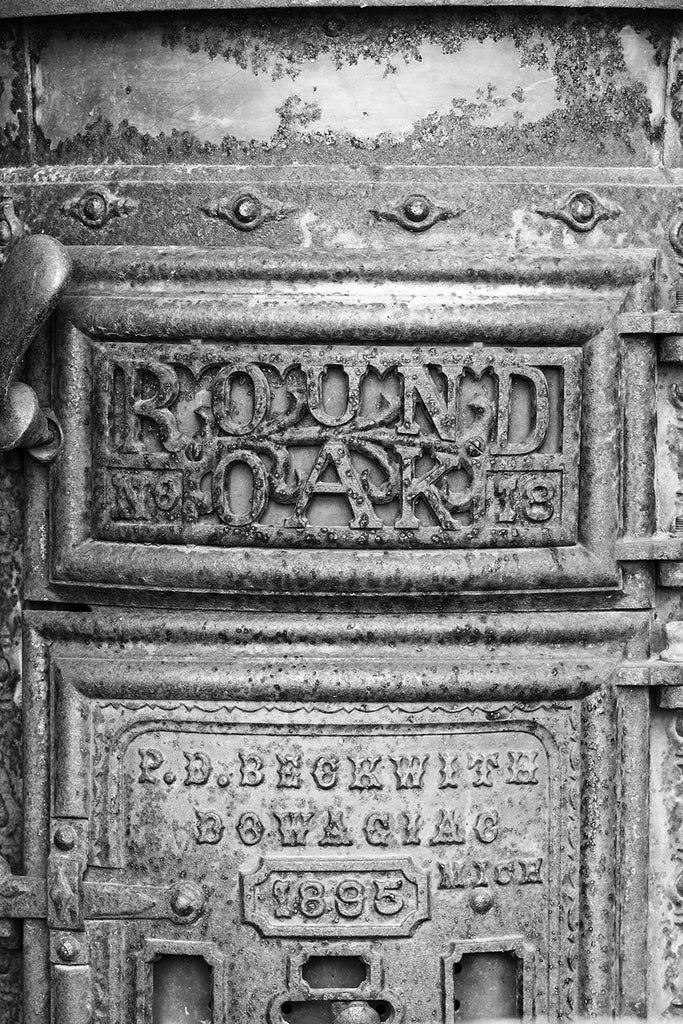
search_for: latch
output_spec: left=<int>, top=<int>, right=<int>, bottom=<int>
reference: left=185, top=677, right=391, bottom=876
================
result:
left=0, top=230, right=70, bottom=463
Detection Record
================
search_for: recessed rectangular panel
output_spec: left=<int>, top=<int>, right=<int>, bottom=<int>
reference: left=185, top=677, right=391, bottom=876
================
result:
left=91, top=343, right=580, bottom=550
left=153, top=956, right=213, bottom=1024
left=43, top=264, right=624, bottom=597
left=47, top=651, right=580, bottom=1023
left=25, top=9, right=666, bottom=169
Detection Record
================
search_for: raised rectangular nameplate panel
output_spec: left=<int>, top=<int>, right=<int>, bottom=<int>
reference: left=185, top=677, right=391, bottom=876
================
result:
left=40, top=260, right=629, bottom=597
left=91, top=343, right=580, bottom=550
left=69, top=699, right=577, bottom=1021
left=59, top=689, right=577, bottom=1020
left=241, top=856, right=429, bottom=937
left=30, top=616, right=597, bottom=1024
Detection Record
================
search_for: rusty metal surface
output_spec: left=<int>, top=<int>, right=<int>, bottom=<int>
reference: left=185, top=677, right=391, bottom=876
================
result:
left=40, top=252, right=632, bottom=599
left=0, top=451, right=23, bottom=1024
left=2, top=5, right=683, bottom=1022
left=0, top=11, right=673, bottom=169
left=4, top=0, right=683, bottom=14
left=18, top=609, right=653, bottom=1024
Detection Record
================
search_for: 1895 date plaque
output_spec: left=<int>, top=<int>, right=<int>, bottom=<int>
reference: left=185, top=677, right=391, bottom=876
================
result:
left=92, top=343, right=580, bottom=549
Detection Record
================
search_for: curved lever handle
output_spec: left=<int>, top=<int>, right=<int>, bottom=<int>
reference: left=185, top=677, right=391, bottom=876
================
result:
left=0, top=234, right=71, bottom=459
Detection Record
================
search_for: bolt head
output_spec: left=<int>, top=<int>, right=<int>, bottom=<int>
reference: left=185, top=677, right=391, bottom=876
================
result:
left=233, top=195, right=261, bottom=225
left=569, top=192, right=594, bottom=225
left=54, top=824, right=77, bottom=851
left=403, top=195, right=430, bottom=224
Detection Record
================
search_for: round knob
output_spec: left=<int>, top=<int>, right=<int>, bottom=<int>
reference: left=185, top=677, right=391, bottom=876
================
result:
left=331, top=1002, right=381, bottom=1024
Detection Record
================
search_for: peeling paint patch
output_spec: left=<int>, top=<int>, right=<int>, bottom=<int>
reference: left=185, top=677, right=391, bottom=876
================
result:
left=29, top=9, right=669, bottom=167
left=36, top=31, right=564, bottom=145
left=619, top=25, right=668, bottom=145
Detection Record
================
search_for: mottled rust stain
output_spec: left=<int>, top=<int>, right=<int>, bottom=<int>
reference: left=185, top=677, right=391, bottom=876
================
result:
left=28, top=9, right=670, bottom=167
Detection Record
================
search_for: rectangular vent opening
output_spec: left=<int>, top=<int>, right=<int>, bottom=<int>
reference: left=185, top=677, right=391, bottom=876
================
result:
left=153, top=954, right=213, bottom=1024
left=453, top=951, right=521, bottom=1021
left=302, top=955, right=368, bottom=990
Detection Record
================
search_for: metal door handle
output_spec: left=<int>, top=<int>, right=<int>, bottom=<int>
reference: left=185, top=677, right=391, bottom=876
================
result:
left=0, top=234, right=71, bottom=461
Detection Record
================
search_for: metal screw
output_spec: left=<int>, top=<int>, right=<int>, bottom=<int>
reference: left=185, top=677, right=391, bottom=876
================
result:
left=233, top=194, right=261, bottom=226
left=57, top=938, right=80, bottom=962
left=54, top=824, right=77, bottom=851
left=569, top=192, right=594, bottom=226
left=402, top=195, right=431, bottom=224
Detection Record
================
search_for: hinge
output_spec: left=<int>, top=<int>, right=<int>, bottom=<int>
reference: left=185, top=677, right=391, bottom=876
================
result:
left=0, top=820, right=208, bottom=945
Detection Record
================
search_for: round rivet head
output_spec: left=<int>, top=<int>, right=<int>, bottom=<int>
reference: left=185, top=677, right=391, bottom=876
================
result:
left=57, top=938, right=80, bottom=962
left=402, top=195, right=431, bottom=224
left=233, top=194, right=261, bottom=225
left=469, top=889, right=494, bottom=914
left=54, top=824, right=77, bottom=851
left=568, top=192, right=594, bottom=225
left=82, top=192, right=107, bottom=223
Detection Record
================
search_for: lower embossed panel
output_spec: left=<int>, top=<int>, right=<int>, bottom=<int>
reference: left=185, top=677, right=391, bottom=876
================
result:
left=49, top=681, right=580, bottom=1024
